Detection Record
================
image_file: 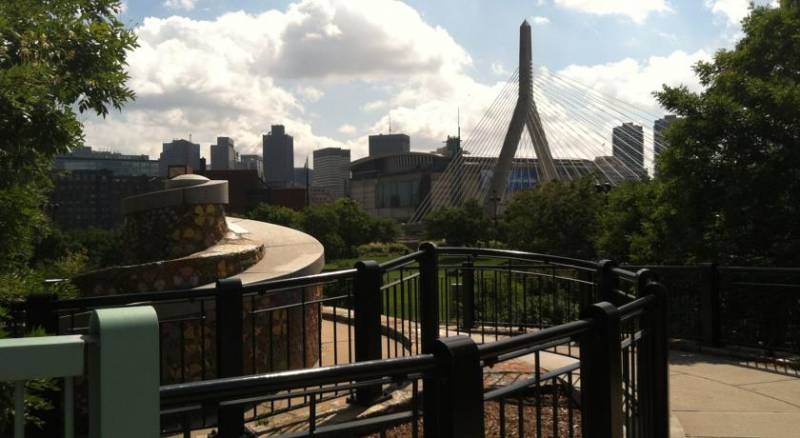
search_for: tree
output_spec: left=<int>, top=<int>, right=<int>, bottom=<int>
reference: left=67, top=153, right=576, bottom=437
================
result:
left=595, top=181, right=659, bottom=263
left=0, top=0, right=137, bottom=272
left=247, top=203, right=302, bottom=228
left=654, top=1, right=800, bottom=265
left=424, top=199, right=491, bottom=246
left=503, top=178, right=602, bottom=259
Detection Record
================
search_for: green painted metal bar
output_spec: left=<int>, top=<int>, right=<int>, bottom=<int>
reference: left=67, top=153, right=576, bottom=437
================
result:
left=64, top=376, right=74, bottom=438
left=0, top=335, right=86, bottom=380
left=88, top=306, right=159, bottom=438
left=14, top=381, right=24, bottom=438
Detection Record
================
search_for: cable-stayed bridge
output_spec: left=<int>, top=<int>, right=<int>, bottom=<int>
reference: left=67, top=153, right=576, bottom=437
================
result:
left=409, top=21, right=668, bottom=223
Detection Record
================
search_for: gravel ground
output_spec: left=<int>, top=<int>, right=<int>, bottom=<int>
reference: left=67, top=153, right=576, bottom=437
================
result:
left=364, top=391, right=581, bottom=438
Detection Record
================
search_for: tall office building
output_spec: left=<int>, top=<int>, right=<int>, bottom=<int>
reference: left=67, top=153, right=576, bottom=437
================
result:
left=293, top=167, right=313, bottom=188
left=312, top=147, right=351, bottom=199
left=653, top=115, right=679, bottom=158
left=263, top=125, right=294, bottom=187
left=210, top=136, right=236, bottom=170
left=612, top=122, right=644, bottom=175
left=50, top=170, right=162, bottom=229
left=238, top=154, right=264, bottom=179
left=368, top=133, right=410, bottom=157
left=159, top=139, right=201, bottom=177
left=54, top=146, right=159, bottom=177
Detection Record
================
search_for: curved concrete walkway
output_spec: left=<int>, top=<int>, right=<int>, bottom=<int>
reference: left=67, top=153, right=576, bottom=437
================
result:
left=670, top=350, right=800, bottom=438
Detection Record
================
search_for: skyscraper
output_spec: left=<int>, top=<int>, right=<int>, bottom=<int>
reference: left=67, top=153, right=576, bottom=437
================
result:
left=312, top=147, right=351, bottom=199
left=210, top=136, right=236, bottom=170
left=238, top=154, right=264, bottom=179
left=368, top=133, right=410, bottom=157
left=612, top=122, right=644, bottom=175
left=263, top=125, right=294, bottom=187
left=159, top=139, right=201, bottom=177
left=653, top=115, right=679, bottom=158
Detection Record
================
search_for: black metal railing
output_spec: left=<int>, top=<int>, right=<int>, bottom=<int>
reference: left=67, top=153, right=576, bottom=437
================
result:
left=625, top=264, right=800, bottom=374
left=7, top=245, right=673, bottom=437
left=154, top=246, right=668, bottom=438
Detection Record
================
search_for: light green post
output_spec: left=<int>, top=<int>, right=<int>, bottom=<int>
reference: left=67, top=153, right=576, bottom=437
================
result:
left=88, top=306, right=160, bottom=438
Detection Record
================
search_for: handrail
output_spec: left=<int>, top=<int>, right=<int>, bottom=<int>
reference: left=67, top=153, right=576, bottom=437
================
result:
left=160, top=354, right=436, bottom=407
left=477, top=319, right=593, bottom=362
left=439, top=247, right=601, bottom=272
left=379, top=251, right=423, bottom=270
left=240, top=267, right=357, bottom=294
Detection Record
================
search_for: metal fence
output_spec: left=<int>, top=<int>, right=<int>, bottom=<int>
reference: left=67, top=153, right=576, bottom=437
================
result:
left=624, top=264, right=800, bottom=374
left=5, top=245, right=673, bottom=437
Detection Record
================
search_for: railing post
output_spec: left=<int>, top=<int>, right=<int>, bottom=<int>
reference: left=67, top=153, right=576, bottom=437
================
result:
left=353, top=260, right=384, bottom=404
left=419, top=242, right=440, bottom=354
left=596, top=260, right=619, bottom=305
left=88, top=306, right=159, bottom=438
left=580, top=302, right=623, bottom=438
left=419, top=242, right=441, bottom=438
left=216, top=278, right=247, bottom=437
left=427, top=336, right=484, bottom=438
left=639, top=281, right=670, bottom=438
left=702, top=262, right=722, bottom=347
left=25, top=293, right=59, bottom=334
left=460, top=260, right=475, bottom=330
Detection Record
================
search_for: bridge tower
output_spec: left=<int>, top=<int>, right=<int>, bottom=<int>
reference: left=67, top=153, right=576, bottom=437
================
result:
left=485, top=20, right=558, bottom=212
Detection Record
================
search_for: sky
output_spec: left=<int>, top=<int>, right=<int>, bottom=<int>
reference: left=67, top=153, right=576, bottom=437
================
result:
left=84, top=0, right=779, bottom=166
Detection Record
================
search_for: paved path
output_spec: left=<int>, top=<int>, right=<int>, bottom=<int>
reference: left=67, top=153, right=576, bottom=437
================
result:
left=670, top=350, right=800, bottom=438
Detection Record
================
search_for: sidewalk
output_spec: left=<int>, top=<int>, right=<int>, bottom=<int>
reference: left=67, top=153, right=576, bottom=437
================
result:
left=670, top=350, right=800, bottom=438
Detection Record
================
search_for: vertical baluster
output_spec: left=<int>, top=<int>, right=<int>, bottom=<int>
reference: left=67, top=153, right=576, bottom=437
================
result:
left=64, top=376, right=74, bottom=438
left=499, top=398, right=506, bottom=437
left=14, top=381, right=25, bottom=438
left=552, top=377, right=559, bottom=437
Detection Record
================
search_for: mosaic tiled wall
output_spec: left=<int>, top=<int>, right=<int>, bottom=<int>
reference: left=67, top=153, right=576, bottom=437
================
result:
left=124, top=203, right=228, bottom=264
left=72, top=244, right=264, bottom=296
left=158, top=285, right=324, bottom=383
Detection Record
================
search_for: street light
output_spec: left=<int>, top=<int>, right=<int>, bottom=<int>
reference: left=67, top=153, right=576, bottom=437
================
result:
left=490, top=190, right=501, bottom=241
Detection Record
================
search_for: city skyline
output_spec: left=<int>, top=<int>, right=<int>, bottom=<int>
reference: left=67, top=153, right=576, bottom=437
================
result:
left=83, top=0, right=779, bottom=167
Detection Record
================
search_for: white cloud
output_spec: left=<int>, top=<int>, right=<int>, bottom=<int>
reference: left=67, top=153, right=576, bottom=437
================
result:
left=296, top=86, right=324, bottom=102
left=361, top=100, right=388, bottom=112
left=705, top=0, right=779, bottom=26
left=705, top=0, right=750, bottom=25
left=338, top=124, right=357, bottom=135
left=557, top=49, right=710, bottom=111
left=491, top=62, right=510, bottom=76
left=554, top=0, right=671, bottom=23
left=163, top=0, right=198, bottom=11
left=531, top=16, right=550, bottom=25
left=84, top=0, right=502, bottom=164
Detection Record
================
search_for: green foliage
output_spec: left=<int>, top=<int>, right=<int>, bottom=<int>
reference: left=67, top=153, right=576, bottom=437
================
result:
left=424, top=199, right=492, bottom=246
left=247, top=199, right=400, bottom=260
left=503, top=178, right=602, bottom=259
left=247, top=203, right=302, bottom=228
left=653, top=3, right=800, bottom=265
left=595, top=181, right=659, bottom=263
left=0, top=0, right=137, bottom=273
left=356, top=242, right=410, bottom=258
left=0, top=183, right=49, bottom=272
left=0, top=2, right=135, bottom=427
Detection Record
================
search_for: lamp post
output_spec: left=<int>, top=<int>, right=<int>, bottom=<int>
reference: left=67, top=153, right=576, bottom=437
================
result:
left=490, top=190, right=501, bottom=241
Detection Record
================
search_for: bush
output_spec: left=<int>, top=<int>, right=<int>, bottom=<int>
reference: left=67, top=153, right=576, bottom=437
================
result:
left=247, top=203, right=302, bottom=228
left=357, top=242, right=410, bottom=258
